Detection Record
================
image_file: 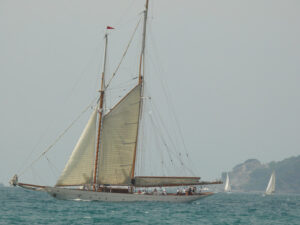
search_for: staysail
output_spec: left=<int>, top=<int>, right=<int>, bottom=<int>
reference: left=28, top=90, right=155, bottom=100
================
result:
left=56, top=109, right=97, bottom=186
left=224, top=173, right=231, bottom=192
left=97, top=84, right=141, bottom=185
left=265, top=171, right=275, bottom=195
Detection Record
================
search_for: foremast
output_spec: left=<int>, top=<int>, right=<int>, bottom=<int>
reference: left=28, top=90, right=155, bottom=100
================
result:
left=93, top=33, right=108, bottom=191
left=131, top=0, right=149, bottom=183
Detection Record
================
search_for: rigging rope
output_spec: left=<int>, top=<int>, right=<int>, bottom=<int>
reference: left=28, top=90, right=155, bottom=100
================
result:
left=148, top=34, right=188, bottom=155
left=105, top=16, right=142, bottom=89
left=46, top=156, right=60, bottom=180
left=17, top=47, right=101, bottom=175
left=148, top=103, right=196, bottom=176
left=30, top=166, right=47, bottom=185
left=140, top=23, right=198, bottom=176
left=19, top=97, right=98, bottom=177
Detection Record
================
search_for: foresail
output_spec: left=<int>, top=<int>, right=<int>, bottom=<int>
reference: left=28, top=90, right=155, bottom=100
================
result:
left=56, top=109, right=97, bottom=186
left=97, top=84, right=141, bottom=185
left=134, top=176, right=200, bottom=187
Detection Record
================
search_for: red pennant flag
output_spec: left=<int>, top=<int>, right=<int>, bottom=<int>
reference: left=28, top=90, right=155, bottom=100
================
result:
left=106, top=26, right=115, bottom=30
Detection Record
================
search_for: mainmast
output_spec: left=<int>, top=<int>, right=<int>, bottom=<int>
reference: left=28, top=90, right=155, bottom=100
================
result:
left=131, top=0, right=149, bottom=182
left=138, top=0, right=149, bottom=84
left=93, top=33, right=108, bottom=191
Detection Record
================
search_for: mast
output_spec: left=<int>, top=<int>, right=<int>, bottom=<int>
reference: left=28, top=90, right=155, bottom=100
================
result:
left=93, top=33, right=108, bottom=191
left=131, top=0, right=149, bottom=182
left=138, top=0, right=149, bottom=84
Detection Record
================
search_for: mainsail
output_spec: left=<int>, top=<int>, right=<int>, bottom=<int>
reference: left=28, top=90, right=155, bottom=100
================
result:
left=97, top=84, right=141, bottom=185
left=265, top=171, right=275, bottom=195
left=56, top=109, right=97, bottom=186
left=224, top=173, right=231, bottom=192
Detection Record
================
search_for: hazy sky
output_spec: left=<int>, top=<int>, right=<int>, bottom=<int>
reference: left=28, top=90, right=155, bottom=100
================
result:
left=1, top=0, right=300, bottom=186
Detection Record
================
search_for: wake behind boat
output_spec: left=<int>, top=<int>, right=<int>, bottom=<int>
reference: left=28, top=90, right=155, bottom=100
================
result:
left=10, top=0, right=222, bottom=202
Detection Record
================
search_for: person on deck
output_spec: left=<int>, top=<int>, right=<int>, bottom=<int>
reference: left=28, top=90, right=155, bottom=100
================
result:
left=192, top=186, right=196, bottom=193
left=188, top=187, right=192, bottom=195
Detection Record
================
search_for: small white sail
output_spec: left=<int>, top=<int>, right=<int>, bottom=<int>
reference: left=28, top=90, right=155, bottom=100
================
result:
left=265, top=171, right=275, bottom=195
left=224, top=173, right=231, bottom=192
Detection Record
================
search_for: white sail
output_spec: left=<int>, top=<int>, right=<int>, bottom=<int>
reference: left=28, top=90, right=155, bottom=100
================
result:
left=97, top=84, right=141, bottom=185
left=56, top=109, right=97, bottom=186
left=265, top=171, right=275, bottom=195
left=224, top=173, right=231, bottom=192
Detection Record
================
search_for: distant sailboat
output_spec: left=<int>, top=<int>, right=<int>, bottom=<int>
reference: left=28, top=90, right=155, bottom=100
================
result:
left=224, top=173, right=231, bottom=192
left=265, top=171, right=275, bottom=195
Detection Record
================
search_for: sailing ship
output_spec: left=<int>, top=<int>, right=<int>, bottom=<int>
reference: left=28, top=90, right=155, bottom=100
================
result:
left=10, top=0, right=222, bottom=202
left=265, top=171, right=275, bottom=195
left=224, top=173, right=231, bottom=193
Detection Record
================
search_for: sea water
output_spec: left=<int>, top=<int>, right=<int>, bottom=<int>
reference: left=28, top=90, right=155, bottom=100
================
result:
left=1, top=187, right=300, bottom=224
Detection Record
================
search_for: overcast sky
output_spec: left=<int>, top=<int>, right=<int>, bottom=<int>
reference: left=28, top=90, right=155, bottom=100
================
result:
left=1, top=0, right=300, bottom=186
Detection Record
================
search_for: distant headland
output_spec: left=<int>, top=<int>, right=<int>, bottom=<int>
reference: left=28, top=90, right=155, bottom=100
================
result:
left=221, top=155, right=300, bottom=194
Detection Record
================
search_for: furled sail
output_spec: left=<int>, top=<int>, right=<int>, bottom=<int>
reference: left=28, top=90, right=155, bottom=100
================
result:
left=134, top=176, right=201, bottom=187
left=56, top=109, right=97, bottom=186
left=97, top=84, right=141, bottom=185
left=224, top=173, right=231, bottom=192
left=265, top=171, right=275, bottom=195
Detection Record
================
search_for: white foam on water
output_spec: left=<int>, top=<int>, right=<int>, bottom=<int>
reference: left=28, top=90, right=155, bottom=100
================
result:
left=72, top=198, right=92, bottom=202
